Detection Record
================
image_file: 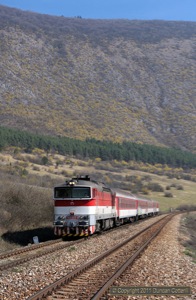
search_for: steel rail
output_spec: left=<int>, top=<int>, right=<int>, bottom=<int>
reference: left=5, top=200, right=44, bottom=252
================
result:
left=0, top=238, right=84, bottom=271
left=0, top=214, right=163, bottom=271
left=0, top=239, right=62, bottom=260
left=0, top=214, right=158, bottom=261
left=91, top=213, right=175, bottom=299
left=27, top=214, right=172, bottom=300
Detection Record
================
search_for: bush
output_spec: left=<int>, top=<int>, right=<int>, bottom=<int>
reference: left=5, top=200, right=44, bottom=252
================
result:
left=141, top=187, right=150, bottom=195
left=0, top=181, right=53, bottom=231
left=177, top=185, right=184, bottom=190
left=21, top=168, right=28, bottom=176
left=147, top=182, right=164, bottom=192
left=176, top=204, right=196, bottom=211
left=164, top=191, right=173, bottom=197
left=41, top=156, right=49, bottom=165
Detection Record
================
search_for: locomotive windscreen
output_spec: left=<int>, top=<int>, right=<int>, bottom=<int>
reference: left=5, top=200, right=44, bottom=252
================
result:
left=54, top=187, right=90, bottom=199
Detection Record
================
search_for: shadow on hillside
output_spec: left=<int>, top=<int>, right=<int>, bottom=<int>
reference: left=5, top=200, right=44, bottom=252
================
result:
left=2, top=227, right=58, bottom=246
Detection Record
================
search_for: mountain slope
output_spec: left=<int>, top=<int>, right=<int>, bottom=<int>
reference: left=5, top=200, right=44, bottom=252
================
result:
left=0, top=5, right=195, bottom=151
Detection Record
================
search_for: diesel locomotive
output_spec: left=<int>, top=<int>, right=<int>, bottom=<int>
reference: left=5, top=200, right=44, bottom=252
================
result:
left=53, top=175, right=159, bottom=236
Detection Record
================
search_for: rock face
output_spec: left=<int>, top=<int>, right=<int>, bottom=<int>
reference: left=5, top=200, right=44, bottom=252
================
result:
left=0, top=5, right=195, bottom=151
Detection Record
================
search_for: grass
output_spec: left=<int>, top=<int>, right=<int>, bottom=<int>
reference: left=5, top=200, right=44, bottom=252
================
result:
left=184, top=248, right=196, bottom=261
left=67, top=246, right=77, bottom=252
left=135, top=172, right=196, bottom=211
left=180, top=212, right=196, bottom=263
left=0, top=148, right=196, bottom=213
left=0, top=146, right=195, bottom=254
left=150, top=180, right=196, bottom=212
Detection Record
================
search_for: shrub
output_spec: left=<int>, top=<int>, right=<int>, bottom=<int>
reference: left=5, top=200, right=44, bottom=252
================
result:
left=177, top=185, right=184, bottom=190
left=41, top=156, right=49, bottom=165
left=147, top=182, right=164, bottom=192
left=0, top=181, right=53, bottom=231
left=21, top=168, right=28, bottom=177
left=164, top=192, right=173, bottom=197
left=141, top=187, right=150, bottom=195
left=176, top=204, right=196, bottom=211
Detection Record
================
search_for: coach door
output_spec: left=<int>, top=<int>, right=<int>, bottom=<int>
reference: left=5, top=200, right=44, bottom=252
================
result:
left=116, top=195, right=119, bottom=218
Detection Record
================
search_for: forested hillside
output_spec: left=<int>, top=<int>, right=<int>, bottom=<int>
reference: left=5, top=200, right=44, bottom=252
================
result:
left=1, top=126, right=196, bottom=168
left=0, top=5, right=195, bottom=151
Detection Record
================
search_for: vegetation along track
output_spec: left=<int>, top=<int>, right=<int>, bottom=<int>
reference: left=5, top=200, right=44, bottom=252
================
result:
left=27, top=214, right=175, bottom=300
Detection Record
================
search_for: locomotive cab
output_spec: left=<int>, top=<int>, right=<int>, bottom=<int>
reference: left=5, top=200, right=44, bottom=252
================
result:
left=53, top=176, right=96, bottom=236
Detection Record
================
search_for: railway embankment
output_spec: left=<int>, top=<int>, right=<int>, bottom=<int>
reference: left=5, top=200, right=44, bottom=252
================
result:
left=106, top=213, right=196, bottom=300
left=0, top=213, right=195, bottom=299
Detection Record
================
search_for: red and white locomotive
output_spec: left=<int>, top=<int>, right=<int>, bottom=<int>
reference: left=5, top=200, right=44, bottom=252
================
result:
left=53, top=175, right=159, bottom=236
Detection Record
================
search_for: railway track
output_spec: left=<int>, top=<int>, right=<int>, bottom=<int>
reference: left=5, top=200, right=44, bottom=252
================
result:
left=0, top=239, right=61, bottom=260
left=0, top=238, right=83, bottom=271
left=27, top=213, right=175, bottom=300
left=0, top=215, right=162, bottom=272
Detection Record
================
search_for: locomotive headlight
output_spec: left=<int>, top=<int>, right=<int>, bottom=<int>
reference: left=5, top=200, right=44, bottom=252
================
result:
left=79, top=215, right=89, bottom=225
left=55, top=215, right=66, bottom=225
left=79, top=221, right=89, bottom=224
left=69, top=180, right=75, bottom=186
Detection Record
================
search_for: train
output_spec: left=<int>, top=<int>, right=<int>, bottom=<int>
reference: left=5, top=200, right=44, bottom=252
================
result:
left=53, top=175, right=159, bottom=237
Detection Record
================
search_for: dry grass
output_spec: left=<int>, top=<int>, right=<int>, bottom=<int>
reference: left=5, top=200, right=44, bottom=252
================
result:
left=142, top=176, right=196, bottom=211
left=180, top=212, right=196, bottom=263
left=0, top=147, right=195, bottom=251
left=0, top=148, right=195, bottom=212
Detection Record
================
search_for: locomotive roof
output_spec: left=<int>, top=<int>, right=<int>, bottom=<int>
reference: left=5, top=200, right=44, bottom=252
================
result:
left=54, top=175, right=109, bottom=190
left=54, top=175, right=157, bottom=203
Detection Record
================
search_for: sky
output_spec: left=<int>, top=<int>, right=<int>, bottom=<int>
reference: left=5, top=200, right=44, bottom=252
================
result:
left=0, top=0, right=195, bottom=21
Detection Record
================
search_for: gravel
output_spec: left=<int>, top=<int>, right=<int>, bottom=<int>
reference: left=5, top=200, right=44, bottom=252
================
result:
left=0, top=214, right=195, bottom=300
left=108, top=213, right=196, bottom=300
